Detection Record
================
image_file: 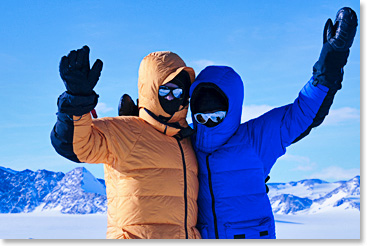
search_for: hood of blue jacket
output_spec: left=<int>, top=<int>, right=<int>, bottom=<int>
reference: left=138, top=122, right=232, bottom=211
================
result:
left=190, top=66, right=244, bottom=153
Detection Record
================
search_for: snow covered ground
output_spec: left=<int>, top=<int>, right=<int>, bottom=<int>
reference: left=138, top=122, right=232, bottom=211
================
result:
left=0, top=211, right=107, bottom=239
left=274, top=209, right=360, bottom=239
left=0, top=209, right=359, bottom=240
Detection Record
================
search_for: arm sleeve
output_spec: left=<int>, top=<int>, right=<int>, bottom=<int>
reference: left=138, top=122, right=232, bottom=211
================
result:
left=50, top=91, right=114, bottom=164
left=248, top=77, right=332, bottom=174
left=72, top=113, right=115, bottom=164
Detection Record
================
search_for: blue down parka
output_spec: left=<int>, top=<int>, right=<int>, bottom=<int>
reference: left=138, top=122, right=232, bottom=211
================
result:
left=190, top=66, right=334, bottom=239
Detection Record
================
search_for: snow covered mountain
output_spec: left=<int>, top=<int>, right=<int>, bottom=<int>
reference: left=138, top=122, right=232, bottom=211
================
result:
left=270, top=194, right=313, bottom=214
left=268, top=176, right=360, bottom=215
left=0, top=165, right=360, bottom=215
left=40, top=167, right=107, bottom=214
left=0, top=166, right=106, bottom=214
left=0, top=167, right=64, bottom=213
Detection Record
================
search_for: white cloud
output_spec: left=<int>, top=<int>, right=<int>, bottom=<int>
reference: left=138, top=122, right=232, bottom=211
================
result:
left=241, top=104, right=273, bottom=122
left=95, top=102, right=113, bottom=114
left=323, top=107, right=360, bottom=126
left=191, top=59, right=216, bottom=68
left=240, top=105, right=360, bottom=126
left=190, top=59, right=216, bottom=74
left=307, top=166, right=360, bottom=181
left=278, top=153, right=317, bottom=171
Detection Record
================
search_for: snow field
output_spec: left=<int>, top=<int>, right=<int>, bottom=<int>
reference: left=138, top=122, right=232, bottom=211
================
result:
left=0, top=212, right=107, bottom=239
left=0, top=209, right=359, bottom=239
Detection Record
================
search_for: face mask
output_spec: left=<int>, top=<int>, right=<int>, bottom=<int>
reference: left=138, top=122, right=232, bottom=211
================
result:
left=191, top=84, right=228, bottom=127
left=159, top=95, right=183, bottom=116
left=158, top=70, right=191, bottom=117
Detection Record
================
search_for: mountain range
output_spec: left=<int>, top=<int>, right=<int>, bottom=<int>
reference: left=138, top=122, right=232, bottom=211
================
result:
left=0, top=166, right=360, bottom=215
left=0, top=166, right=106, bottom=214
left=268, top=176, right=360, bottom=214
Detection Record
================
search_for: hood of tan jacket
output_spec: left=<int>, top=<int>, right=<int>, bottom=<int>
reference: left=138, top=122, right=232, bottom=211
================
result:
left=138, top=51, right=195, bottom=136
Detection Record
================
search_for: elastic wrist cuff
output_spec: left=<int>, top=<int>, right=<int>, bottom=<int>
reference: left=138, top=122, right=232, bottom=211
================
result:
left=57, top=91, right=99, bottom=116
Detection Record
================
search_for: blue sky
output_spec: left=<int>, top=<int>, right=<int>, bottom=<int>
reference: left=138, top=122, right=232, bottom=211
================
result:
left=0, top=0, right=361, bottom=182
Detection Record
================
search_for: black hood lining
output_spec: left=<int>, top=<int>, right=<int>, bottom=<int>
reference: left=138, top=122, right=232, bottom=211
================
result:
left=191, top=82, right=229, bottom=114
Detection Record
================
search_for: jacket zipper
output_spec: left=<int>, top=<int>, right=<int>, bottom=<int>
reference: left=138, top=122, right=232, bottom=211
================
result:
left=176, top=138, right=188, bottom=239
left=206, top=154, right=219, bottom=239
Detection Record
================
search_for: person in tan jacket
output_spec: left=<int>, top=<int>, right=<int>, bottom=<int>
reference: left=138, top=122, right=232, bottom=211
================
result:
left=50, top=46, right=201, bottom=239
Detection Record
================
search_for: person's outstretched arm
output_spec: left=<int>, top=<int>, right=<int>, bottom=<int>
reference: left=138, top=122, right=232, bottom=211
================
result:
left=245, top=7, right=358, bottom=174
left=50, top=45, right=114, bottom=164
left=293, top=7, right=358, bottom=143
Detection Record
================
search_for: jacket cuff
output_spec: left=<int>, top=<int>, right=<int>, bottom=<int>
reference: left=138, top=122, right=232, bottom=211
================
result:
left=57, top=91, right=99, bottom=116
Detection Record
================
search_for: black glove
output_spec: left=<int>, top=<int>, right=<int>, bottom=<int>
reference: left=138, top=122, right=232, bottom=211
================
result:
left=59, top=45, right=103, bottom=96
left=324, top=7, right=358, bottom=52
left=313, top=7, right=358, bottom=90
left=118, top=94, right=139, bottom=116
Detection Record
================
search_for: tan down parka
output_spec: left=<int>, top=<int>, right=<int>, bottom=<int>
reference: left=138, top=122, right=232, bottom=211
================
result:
left=72, top=52, right=200, bottom=239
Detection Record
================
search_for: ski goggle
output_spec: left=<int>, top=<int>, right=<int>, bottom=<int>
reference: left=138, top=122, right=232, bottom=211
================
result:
left=194, top=111, right=227, bottom=124
left=158, top=86, right=183, bottom=99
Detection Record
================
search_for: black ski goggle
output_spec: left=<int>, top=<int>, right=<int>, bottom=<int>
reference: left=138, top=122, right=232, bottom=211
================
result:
left=194, top=111, right=227, bottom=124
left=158, top=86, right=183, bottom=99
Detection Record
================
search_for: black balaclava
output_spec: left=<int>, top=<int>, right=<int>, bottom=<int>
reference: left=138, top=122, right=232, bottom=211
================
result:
left=159, top=70, right=191, bottom=117
left=191, top=83, right=228, bottom=127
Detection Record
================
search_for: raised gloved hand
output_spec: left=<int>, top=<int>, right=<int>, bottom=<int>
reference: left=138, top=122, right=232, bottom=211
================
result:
left=323, top=7, right=358, bottom=52
left=59, top=45, right=103, bottom=96
left=313, top=7, right=358, bottom=90
left=118, top=94, right=139, bottom=116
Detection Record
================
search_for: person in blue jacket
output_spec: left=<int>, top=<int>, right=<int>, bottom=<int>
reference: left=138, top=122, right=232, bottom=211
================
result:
left=116, top=7, right=357, bottom=239
left=188, top=7, right=357, bottom=239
